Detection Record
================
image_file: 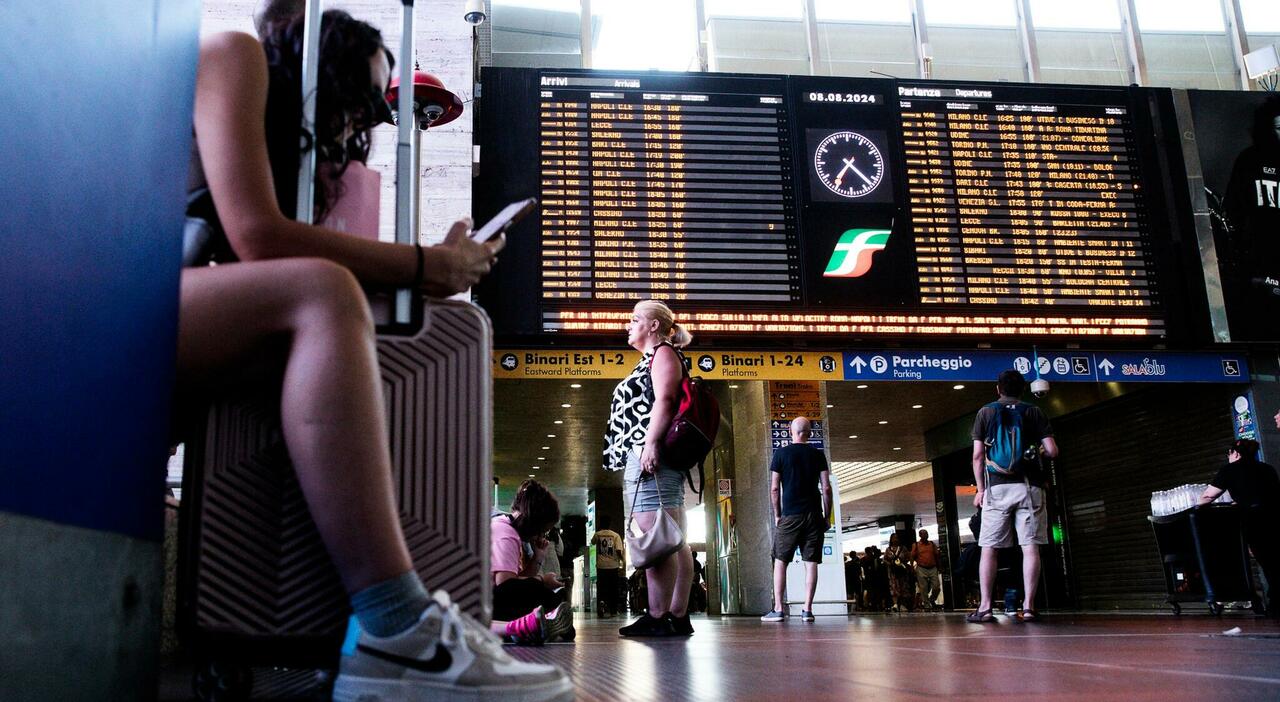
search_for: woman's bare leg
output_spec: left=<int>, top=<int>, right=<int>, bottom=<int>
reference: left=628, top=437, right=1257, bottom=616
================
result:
left=666, top=508, right=693, bottom=617
left=632, top=511, right=670, bottom=617
left=633, top=506, right=692, bottom=617
left=177, top=259, right=411, bottom=593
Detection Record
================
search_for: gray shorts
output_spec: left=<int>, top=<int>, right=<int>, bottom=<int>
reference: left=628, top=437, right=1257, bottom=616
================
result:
left=623, top=446, right=687, bottom=515
left=979, top=482, right=1048, bottom=548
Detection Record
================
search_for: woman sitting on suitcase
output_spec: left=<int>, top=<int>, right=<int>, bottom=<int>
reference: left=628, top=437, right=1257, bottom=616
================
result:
left=182, top=12, right=571, bottom=701
left=490, top=480, right=575, bottom=644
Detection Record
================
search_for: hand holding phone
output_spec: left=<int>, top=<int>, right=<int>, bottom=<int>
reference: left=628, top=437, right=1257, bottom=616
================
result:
left=472, top=197, right=538, bottom=242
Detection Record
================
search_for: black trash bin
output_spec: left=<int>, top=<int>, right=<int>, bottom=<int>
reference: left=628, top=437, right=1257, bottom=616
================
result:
left=1148, top=504, right=1259, bottom=615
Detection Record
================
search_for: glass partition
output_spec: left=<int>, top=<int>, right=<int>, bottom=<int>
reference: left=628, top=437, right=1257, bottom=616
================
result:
left=590, top=0, right=698, bottom=71
left=705, top=0, right=809, bottom=75
left=815, top=0, right=917, bottom=78
left=491, top=0, right=584, bottom=68
left=921, top=0, right=1024, bottom=82
left=1029, top=0, right=1127, bottom=85
left=1134, top=0, right=1236, bottom=89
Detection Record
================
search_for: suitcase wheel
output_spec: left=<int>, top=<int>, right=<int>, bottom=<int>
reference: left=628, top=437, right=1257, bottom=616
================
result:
left=193, top=658, right=253, bottom=702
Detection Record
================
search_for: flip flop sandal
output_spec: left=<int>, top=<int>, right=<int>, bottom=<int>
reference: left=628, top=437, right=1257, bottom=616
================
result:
left=965, top=609, right=994, bottom=623
left=1016, top=610, right=1041, bottom=622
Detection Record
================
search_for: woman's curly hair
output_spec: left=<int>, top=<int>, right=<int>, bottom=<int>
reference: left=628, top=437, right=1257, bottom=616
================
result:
left=260, top=10, right=394, bottom=221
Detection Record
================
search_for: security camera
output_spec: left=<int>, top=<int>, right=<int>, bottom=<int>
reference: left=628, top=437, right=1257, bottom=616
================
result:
left=1030, top=378, right=1050, bottom=397
left=463, top=0, right=486, bottom=26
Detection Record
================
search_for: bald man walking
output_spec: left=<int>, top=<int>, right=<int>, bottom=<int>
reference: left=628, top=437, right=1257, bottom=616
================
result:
left=761, top=417, right=833, bottom=622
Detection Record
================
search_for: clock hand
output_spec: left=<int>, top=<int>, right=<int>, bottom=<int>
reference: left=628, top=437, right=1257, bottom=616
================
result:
left=833, top=158, right=854, bottom=188
left=843, top=157, right=875, bottom=187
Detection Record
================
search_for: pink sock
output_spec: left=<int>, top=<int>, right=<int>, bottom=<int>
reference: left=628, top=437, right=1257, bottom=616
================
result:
left=504, top=607, right=544, bottom=644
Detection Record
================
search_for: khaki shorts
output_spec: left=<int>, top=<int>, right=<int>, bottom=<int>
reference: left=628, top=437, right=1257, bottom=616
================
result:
left=979, top=482, right=1048, bottom=548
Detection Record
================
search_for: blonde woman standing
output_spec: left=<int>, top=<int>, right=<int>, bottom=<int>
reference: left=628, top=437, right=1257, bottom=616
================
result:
left=603, top=300, right=696, bottom=637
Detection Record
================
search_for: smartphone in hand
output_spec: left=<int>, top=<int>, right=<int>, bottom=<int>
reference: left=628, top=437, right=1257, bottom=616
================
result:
left=472, top=197, right=538, bottom=242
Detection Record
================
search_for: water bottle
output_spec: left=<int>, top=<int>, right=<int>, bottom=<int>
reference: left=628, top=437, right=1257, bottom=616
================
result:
left=1004, top=588, right=1018, bottom=613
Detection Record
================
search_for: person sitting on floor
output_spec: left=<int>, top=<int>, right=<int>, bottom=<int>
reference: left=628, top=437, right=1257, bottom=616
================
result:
left=491, top=479, right=575, bottom=644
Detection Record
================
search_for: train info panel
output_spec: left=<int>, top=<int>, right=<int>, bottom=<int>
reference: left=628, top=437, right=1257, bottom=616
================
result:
left=477, top=69, right=1169, bottom=339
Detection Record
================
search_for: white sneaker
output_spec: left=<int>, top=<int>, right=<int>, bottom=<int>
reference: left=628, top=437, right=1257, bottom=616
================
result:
left=333, top=590, right=574, bottom=702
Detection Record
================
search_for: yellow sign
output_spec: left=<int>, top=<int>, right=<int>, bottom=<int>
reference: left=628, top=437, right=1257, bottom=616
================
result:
left=493, top=349, right=641, bottom=379
left=684, top=351, right=842, bottom=381
left=768, top=380, right=824, bottom=421
left=493, top=349, right=844, bottom=381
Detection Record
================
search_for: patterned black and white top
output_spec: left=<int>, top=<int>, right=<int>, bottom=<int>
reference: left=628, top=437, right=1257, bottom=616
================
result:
left=602, top=347, right=658, bottom=472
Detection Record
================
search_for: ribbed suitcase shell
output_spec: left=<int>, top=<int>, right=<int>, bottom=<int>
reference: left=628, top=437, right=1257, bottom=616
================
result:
left=178, top=299, right=492, bottom=691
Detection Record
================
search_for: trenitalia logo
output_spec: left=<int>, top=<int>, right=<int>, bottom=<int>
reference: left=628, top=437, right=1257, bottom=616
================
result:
left=822, top=229, right=891, bottom=278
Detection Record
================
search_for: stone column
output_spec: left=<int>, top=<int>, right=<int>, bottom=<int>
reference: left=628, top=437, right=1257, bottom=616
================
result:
left=728, top=382, right=775, bottom=615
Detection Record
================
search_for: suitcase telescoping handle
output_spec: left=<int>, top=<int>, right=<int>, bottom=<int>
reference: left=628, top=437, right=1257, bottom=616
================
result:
left=296, top=0, right=421, bottom=327
left=393, top=0, right=417, bottom=326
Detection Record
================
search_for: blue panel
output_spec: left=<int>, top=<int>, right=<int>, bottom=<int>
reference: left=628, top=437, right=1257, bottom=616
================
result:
left=841, top=350, right=1249, bottom=384
left=0, top=1, right=201, bottom=541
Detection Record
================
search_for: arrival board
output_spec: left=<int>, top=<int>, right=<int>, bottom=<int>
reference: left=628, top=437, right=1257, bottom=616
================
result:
left=474, top=69, right=1181, bottom=341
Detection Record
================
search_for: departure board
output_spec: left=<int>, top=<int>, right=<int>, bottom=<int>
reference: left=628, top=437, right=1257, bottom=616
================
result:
left=474, top=69, right=1184, bottom=341
left=898, top=84, right=1155, bottom=311
left=538, top=74, right=797, bottom=308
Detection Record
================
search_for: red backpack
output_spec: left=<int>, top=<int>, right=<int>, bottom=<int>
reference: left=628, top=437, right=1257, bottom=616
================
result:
left=649, top=344, right=721, bottom=501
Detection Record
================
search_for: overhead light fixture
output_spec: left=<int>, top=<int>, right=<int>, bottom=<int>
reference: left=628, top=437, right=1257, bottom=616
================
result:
left=826, top=404, right=834, bottom=408
left=561, top=403, right=571, bottom=408
left=877, top=420, right=888, bottom=425
left=892, top=447, right=902, bottom=451
left=528, top=474, right=535, bottom=478
left=856, top=384, right=868, bottom=389
left=541, top=446, right=550, bottom=450
left=547, top=434, right=556, bottom=438
left=912, top=404, right=923, bottom=409
left=531, top=466, right=539, bottom=470
left=538, top=457, right=545, bottom=461
left=570, top=383, right=582, bottom=389
left=953, top=384, right=965, bottom=390
left=848, top=435, right=858, bottom=439
left=554, top=420, right=563, bottom=424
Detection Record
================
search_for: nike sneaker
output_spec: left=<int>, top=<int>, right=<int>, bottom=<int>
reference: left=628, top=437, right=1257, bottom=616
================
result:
left=333, top=590, right=573, bottom=702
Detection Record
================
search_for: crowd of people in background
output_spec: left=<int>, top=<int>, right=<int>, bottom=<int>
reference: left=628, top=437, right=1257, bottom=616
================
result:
left=841, top=529, right=943, bottom=613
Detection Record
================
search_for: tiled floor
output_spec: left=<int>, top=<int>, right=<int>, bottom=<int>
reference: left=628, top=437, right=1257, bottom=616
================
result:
left=507, top=611, right=1280, bottom=701
left=160, top=611, right=1280, bottom=700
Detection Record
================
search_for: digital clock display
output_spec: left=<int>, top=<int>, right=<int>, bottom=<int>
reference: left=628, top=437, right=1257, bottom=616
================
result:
left=806, top=92, right=881, bottom=105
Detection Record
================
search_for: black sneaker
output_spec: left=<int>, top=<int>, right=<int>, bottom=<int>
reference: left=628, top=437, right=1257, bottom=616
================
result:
left=666, top=613, right=694, bottom=636
left=619, top=613, right=674, bottom=637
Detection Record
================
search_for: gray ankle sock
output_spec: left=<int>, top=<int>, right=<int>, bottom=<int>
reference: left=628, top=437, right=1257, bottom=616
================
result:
left=350, top=571, right=431, bottom=638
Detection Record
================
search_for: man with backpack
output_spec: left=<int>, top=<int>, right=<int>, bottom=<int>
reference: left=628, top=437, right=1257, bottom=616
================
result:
left=761, top=416, right=833, bottom=622
left=966, top=370, right=1058, bottom=623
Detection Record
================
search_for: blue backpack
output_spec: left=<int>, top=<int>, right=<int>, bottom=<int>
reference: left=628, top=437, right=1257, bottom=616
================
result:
left=983, top=401, right=1033, bottom=477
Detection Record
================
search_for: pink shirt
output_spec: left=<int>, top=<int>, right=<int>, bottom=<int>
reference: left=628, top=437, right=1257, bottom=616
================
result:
left=491, top=515, right=524, bottom=576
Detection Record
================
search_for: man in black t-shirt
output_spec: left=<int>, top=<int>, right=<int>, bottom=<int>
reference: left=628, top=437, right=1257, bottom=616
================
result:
left=1199, top=438, right=1280, bottom=616
left=761, top=416, right=832, bottom=623
left=966, top=370, right=1058, bottom=624
left=1222, top=96, right=1280, bottom=339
